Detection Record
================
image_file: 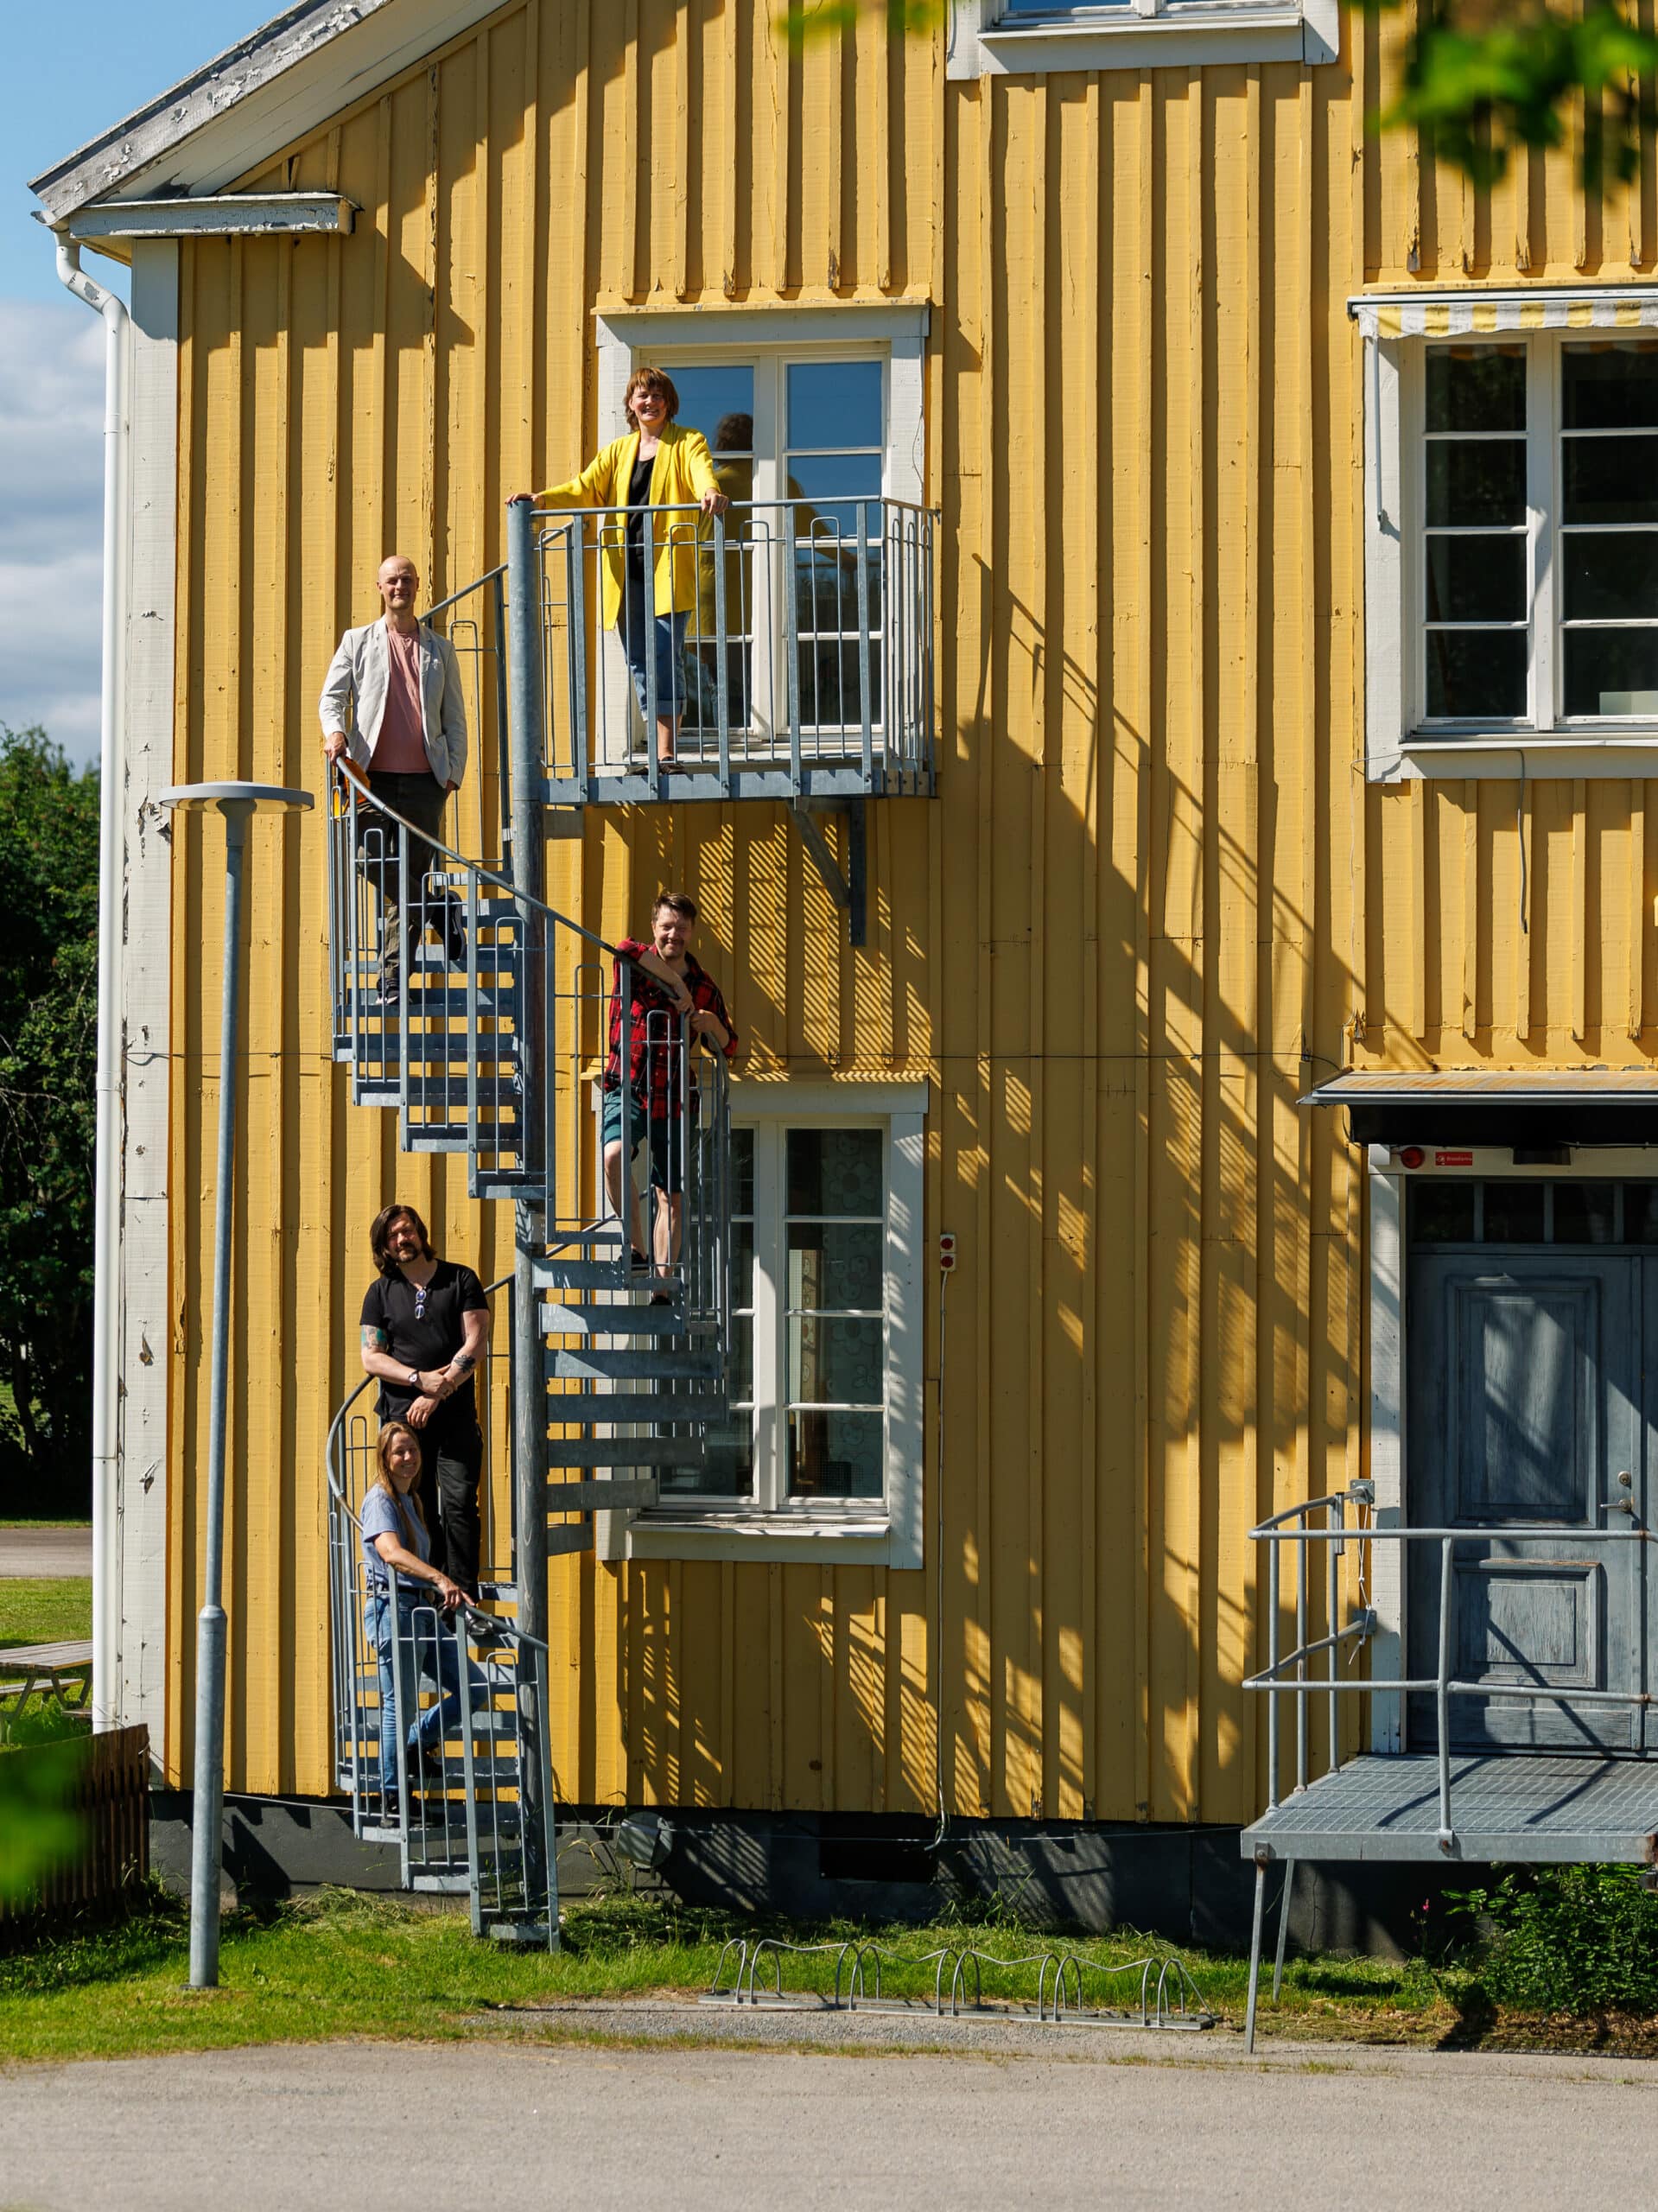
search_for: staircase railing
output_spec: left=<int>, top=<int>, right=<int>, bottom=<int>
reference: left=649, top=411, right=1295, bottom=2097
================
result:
left=325, top=1312, right=559, bottom=1944
left=531, top=495, right=936, bottom=798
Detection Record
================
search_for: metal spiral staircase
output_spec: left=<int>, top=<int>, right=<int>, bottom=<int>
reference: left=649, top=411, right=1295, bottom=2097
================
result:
left=323, top=507, right=734, bottom=1942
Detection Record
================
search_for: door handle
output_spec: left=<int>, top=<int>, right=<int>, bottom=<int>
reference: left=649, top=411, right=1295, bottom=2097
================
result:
left=1610, top=1471, right=1636, bottom=1516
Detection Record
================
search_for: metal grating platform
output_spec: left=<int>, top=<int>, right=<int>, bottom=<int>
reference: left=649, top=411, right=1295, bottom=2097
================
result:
left=1243, top=1754, right=1658, bottom=1863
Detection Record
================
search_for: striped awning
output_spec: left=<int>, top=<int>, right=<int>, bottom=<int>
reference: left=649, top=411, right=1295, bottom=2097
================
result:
left=1350, top=287, right=1658, bottom=340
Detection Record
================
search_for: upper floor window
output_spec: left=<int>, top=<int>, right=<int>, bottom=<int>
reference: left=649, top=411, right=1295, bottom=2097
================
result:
left=1359, top=298, right=1658, bottom=779
left=1422, top=339, right=1658, bottom=728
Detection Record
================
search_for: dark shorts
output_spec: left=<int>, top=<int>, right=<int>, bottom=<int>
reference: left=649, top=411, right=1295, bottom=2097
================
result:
left=600, top=1089, right=683, bottom=1195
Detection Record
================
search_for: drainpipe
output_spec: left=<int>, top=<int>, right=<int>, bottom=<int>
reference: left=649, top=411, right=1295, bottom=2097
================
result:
left=55, top=234, right=129, bottom=1734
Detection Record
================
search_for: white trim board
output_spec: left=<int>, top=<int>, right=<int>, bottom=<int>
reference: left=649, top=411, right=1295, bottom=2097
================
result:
left=949, top=0, right=1337, bottom=79
left=69, top=194, right=355, bottom=254
left=117, top=240, right=178, bottom=1758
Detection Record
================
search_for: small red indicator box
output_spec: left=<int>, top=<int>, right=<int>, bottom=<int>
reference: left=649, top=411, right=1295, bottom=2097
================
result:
left=1434, top=1150, right=1474, bottom=1167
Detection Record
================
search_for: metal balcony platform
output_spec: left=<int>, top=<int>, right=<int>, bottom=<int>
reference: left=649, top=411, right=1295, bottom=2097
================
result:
left=541, top=763, right=918, bottom=805
left=1242, top=1753, right=1658, bottom=1865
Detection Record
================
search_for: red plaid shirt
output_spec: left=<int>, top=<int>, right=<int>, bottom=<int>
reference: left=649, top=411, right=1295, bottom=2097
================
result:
left=603, top=938, right=738, bottom=1119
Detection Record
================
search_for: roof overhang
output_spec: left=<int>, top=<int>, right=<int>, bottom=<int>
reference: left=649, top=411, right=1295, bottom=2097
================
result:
left=28, top=0, right=505, bottom=226
left=1302, top=1069, right=1658, bottom=1148
left=1348, top=285, right=1658, bottom=340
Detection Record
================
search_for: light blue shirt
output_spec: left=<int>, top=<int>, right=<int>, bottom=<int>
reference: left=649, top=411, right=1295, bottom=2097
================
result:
left=360, top=1484, right=432, bottom=1591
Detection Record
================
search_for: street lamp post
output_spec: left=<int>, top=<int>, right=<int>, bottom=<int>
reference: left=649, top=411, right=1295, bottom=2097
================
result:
left=158, top=782, right=313, bottom=1989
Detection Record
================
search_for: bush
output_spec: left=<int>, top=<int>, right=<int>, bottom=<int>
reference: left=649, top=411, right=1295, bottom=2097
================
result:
left=1452, top=1864, right=1658, bottom=2014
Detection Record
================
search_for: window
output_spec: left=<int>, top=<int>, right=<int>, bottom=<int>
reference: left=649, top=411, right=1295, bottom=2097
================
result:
left=608, top=1083, right=927, bottom=1566
left=1418, top=338, right=1658, bottom=731
left=1408, top=1179, right=1658, bottom=1249
left=948, top=0, right=1337, bottom=79
left=645, top=354, right=886, bottom=745
left=668, top=1123, right=888, bottom=1510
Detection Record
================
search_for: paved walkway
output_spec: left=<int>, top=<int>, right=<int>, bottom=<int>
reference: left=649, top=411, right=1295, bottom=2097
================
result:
left=2, top=2032, right=1655, bottom=2209
left=0, top=1525, right=92, bottom=1578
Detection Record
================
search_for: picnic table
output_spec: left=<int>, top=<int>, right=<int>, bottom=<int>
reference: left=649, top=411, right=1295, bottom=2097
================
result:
left=0, top=1640, right=93, bottom=1722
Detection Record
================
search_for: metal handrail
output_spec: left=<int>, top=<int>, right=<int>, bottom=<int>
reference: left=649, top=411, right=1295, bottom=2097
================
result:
left=329, top=762, right=619, bottom=957
left=1245, top=1482, right=1656, bottom=1846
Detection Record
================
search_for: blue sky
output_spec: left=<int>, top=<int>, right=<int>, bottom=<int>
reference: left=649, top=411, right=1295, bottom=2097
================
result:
left=4, top=5, right=274, bottom=759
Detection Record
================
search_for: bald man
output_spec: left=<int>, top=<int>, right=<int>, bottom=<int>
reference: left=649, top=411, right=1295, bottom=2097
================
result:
left=320, top=554, right=469, bottom=1004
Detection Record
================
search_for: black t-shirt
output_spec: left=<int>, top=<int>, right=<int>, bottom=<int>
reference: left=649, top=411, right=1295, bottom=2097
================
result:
left=625, top=447, right=656, bottom=569
left=360, top=1261, right=487, bottom=1432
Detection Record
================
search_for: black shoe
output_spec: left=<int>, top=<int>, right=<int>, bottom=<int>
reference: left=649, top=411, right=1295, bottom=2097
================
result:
left=445, top=925, right=467, bottom=969
left=409, top=1745, right=446, bottom=1796
left=630, top=1246, right=649, bottom=1273
left=378, top=974, right=401, bottom=1009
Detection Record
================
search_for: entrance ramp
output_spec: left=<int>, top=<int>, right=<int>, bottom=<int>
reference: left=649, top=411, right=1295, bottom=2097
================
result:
left=1245, top=1753, right=1658, bottom=1866
left=1238, top=1479, right=1658, bottom=2046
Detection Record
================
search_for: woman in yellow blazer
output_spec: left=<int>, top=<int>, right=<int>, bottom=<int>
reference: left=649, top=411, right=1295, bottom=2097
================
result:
left=537, top=367, right=727, bottom=769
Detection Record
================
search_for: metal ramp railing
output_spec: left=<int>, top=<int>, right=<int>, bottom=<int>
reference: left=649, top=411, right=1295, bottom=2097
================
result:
left=324, top=763, right=734, bottom=1936
left=1238, top=1481, right=1658, bottom=2047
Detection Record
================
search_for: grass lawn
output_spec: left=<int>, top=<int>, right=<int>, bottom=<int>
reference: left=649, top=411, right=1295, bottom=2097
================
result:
left=0, top=1885, right=1514, bottom=2067
left=0, top=1580, right=92, bottom=1653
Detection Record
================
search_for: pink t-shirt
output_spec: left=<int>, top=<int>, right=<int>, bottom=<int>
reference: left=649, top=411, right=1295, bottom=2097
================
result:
left=373, top=624, right=430, bottom=775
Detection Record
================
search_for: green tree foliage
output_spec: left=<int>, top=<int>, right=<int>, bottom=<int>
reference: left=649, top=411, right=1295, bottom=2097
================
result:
left=0, top=727, right=98, bottom=1516
left=1367, top=1, right=1658, bottom=188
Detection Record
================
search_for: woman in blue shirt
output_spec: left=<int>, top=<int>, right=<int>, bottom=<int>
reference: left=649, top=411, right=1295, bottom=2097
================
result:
left=361, top=1421, right=482, bottom=1821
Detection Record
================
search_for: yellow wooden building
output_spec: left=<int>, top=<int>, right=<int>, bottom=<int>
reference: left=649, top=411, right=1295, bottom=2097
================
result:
left=32, top=0, right=1658, bottom=1917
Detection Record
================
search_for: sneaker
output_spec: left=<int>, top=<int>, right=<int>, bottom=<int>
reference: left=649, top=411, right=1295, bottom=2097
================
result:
left=378, top=973, right=401, bottom=1009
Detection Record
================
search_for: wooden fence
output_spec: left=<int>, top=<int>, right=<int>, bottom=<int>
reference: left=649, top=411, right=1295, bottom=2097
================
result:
left=0, top=1724, right=149, bottom=1928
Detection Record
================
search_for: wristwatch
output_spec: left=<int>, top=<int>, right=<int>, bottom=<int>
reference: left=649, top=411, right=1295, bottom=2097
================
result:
left=406, top=1366, right=420, bottom=1389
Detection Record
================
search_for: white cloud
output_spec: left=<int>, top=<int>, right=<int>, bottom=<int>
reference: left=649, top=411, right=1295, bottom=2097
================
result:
left=0, top=297, right=105, bottom=764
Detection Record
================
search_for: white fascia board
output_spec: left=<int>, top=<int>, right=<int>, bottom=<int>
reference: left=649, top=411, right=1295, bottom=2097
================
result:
left=70, top=194, right=355, bottom=244
left=30, top=0, right=506, bottom=223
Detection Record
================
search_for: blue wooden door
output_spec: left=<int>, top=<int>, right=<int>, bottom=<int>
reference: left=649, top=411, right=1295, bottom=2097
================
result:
left=1406, top=1249, right=1644, bottom=1752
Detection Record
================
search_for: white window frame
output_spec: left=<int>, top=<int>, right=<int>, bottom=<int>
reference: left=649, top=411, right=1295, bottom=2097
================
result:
left=947, top=0, right=1337, bottom=79
left=1366, top=325, right=1658, bottom=781
left=600, top=1080, right=927, bottom=1567
left=594, top=305, right=926, bottom=511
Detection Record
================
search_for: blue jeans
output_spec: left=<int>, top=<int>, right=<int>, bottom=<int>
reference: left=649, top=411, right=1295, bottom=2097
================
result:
left=619, top=586, right=689, bottom=726
left=366, top=1585, right=487, bottom=1804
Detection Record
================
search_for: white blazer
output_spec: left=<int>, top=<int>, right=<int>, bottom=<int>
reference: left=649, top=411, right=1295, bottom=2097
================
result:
left=317, top=619, right=468, bottom=788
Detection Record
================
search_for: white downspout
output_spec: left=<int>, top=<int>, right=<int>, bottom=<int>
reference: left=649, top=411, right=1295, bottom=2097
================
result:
left=55, top=235, right=129, bottom=1733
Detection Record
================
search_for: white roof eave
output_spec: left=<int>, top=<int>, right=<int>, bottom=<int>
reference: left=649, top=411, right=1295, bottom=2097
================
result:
left=28, top=0, right=504, bottom=225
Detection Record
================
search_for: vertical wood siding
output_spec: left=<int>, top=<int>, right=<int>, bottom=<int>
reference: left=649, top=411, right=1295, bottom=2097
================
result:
left=162, top=4, right=1648, bottom=1826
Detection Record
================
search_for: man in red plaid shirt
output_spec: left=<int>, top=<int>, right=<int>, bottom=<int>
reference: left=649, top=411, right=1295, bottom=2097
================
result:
left=602, top=889, right=738, bottom=1298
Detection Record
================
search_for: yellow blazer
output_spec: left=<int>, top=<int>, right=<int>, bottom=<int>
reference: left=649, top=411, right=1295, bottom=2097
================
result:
left=537, top=423, right=718, bottom=627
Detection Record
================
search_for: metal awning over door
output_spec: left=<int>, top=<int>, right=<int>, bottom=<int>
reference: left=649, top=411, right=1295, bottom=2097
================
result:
left=1300, top=1068, right=1658, bottom=1147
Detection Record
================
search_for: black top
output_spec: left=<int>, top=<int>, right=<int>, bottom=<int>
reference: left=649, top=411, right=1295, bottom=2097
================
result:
left=360, top=1260, right=487, bottom=1432
left=625, top=446, right=656, bottom=569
